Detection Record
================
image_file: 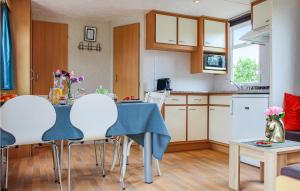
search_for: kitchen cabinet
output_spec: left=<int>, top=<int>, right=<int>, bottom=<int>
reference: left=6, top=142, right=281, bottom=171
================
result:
left=252, top=0, right=271, bottom=30
left=165, top=106, right=187, bottom=142
left=204, top=19, right=226, bottom=48
left=188, top=106, right=207, bottom=141
left=209, top=106, right=232, bottom=144
left=155, top=14, right=177, bottom=44
left=146, top=10, right=198, bottom=52
left=191, top=17, right=228, bottom=74
left=178, top=17, right=198, bottom=46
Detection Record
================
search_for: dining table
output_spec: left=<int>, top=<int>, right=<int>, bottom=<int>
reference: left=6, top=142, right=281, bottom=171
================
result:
left=42, top=101, right=171, bottom=184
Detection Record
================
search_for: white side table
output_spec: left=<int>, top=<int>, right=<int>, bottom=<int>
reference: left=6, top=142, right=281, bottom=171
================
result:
left=229, top=139, right=300, bottom=191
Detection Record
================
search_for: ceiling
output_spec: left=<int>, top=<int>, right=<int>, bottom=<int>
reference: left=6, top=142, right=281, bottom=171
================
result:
left=32, top=0, right=251, bottom=21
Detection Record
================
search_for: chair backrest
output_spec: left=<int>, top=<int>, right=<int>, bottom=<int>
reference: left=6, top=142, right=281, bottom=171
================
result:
left=1, top=95, right=56, bottom=145
left=144, top=91, right=168, bottom=110
left=70, top=94, right=118, bottom=141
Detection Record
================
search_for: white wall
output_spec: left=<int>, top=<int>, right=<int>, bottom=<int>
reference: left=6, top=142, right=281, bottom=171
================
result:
left=111, top=14, right=215, bottom=97
left=270, top=0, right=300, bottom=106
left=32, top=16, right=112, bottom=93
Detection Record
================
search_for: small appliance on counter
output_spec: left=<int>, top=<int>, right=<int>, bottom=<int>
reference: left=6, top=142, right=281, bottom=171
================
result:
left=157, top=78, right=172, bottom=91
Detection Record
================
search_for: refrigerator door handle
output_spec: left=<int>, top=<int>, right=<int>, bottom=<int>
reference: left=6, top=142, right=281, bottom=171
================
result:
left=231, top=99, right=234, bottom=115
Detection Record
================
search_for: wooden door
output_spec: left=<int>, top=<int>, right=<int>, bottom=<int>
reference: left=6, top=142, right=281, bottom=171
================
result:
left=113, top=23, right=139, bottom=100
left=165, top=106, right=186, bottom=142
left=32, top=21, right=68, bottom=95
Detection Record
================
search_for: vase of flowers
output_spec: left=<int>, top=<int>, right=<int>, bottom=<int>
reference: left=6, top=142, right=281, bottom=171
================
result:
left=55, top=70, right=84, bottom=104
left=265, top=106, right=285, bottom=143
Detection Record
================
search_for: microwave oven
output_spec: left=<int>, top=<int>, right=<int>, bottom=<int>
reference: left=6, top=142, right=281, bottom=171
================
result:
left=203, top=54, right=226, bottom=71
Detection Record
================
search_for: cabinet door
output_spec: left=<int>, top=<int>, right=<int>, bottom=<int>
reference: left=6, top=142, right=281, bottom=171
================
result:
left=178, top=17, right=198, bottom=46
left=252, top=0, right=271, bottom=30
left=165, top=106, right=186, bottom=142
left=155, top=14, right=177, bottom=44
left=204, top=20, right=226, bottom=48
left=209, top=106, right=232, bottom=144
left=188, top=106, right=207, bottom=141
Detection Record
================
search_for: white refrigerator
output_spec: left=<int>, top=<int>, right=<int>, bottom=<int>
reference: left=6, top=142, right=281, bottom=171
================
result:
left=232, top=94, right=269, bottom=166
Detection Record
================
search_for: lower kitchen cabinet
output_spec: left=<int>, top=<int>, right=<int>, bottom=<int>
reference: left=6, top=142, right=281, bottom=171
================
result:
left=188, top=106, right=207, bottom=141
left=164, top=106, right=186, bottom=142
left=209, top=106, right=232, bottom=144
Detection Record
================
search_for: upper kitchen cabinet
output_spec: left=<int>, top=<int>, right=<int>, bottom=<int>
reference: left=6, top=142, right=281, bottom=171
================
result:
left=252, top=0, right=271, bottom=30
left=204, top=19, right=226, bottom=49
left=191, top=17, right=228, bottom=74
left=146, top=10, right=198, bottom=52
left=155, top=14, right=177, bottom=44
left=178, top=17, right=198, bottom=46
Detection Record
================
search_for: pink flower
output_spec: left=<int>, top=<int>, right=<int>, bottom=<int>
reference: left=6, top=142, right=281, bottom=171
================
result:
left=265, top=106, right=283, bottom=116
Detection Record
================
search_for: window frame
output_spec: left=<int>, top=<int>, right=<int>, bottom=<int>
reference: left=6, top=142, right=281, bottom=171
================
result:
left=230, top=21, right=261, bottom=86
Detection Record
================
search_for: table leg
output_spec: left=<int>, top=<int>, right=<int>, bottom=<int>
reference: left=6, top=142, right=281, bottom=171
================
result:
left=144, top=132, right=153, bottom=184
left=229, top=143, right=240, bottom=190
left=260, top=162, right=265, bottom=182
left=264, top=152, right=278, bottom=191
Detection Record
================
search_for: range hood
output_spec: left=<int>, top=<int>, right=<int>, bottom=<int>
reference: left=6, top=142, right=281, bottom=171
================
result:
left=240, top=25, right=270, bottom=45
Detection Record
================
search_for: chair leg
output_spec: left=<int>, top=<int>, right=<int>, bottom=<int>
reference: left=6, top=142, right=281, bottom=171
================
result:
left=110, top=140, right=119, bottom=172
left=100, top=142, right=106, bottom=177
left=68, top=143, right=73, bottom=191
left=120, top=136, right=128, bottom=190
left=154, top=158, right=161, bottom=176
left=54, top=144, right=63, bottom=191
left=0, top=148, right=2, bottom=190
left=126, top=139, right=134, bottom=165
left=94, top=141, right=99, bottom=166
left=5, top=148, right=8, bottom=190
left=52, top=144, right=58, bottom=183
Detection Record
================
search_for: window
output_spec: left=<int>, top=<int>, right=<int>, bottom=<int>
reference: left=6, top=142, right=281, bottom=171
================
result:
left=231, top=21, right=260, bottom=84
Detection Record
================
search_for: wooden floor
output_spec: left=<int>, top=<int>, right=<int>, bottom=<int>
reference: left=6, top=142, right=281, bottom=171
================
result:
left=8, top=144, right=264, bottom=191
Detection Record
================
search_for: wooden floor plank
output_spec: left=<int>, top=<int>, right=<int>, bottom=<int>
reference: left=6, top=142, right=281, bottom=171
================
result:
left=7, top=145, right=263, bottom=191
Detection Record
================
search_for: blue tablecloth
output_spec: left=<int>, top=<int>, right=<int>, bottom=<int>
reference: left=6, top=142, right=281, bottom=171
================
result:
left=42, top=105, right=84, bottom=141
left=106, top=103, right=171, bottom=160
left=0, top=128, right=15, bottom=147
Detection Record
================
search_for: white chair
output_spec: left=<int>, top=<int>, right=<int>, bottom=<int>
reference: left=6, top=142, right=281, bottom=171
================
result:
left=1, top=95, right=61, bottom=190
left=118, top=91, right=168, bottom=187
left=68, top=94, right=118, bottom=191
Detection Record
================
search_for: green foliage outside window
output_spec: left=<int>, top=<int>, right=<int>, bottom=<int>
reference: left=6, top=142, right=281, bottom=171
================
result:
left=233, top=57, right=259, bottom=84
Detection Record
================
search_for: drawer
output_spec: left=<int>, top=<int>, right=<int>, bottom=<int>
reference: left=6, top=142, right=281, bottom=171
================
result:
left=209, top=95, right=232, bottom=105
left=165, top=95, right=186, bottom=105
left=188, top=95, right=208, bottom=104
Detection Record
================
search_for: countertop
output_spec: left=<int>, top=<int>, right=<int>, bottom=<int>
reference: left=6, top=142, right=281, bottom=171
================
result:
left=170, top=90, right=270, bottom=95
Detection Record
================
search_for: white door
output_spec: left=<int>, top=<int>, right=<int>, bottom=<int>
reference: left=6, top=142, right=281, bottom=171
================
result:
left=165, top=106, right=186, bottom=142
left=209, top=106, right=232, bottom=144
left=188, top=106, right=207, bottom=141
left=204, top=20, right=226, bottom=48
left=156, top=14, right=177, bottom=44
left=178, top=17, right=198, bottom=46
left=252, top=0, right=271, bottom=29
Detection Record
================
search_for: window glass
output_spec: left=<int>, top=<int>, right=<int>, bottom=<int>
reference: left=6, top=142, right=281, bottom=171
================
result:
left=231, top=22, right=260, bottom=84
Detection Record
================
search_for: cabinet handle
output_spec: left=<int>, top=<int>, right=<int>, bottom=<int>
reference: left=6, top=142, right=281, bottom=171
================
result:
left=189, top=109, right=196, bottom=111
left=209, top=108, right=215, bottom=111
left=168, top=39, right=175, bottom=42
left=245, top=106, right=250, bottom=110
left=193, top=98, right=202, bottom=101
left=171, top=98, right=179, bottom=101
left=265, top=19, right=270, bottom=23
left=179, top=40, right=185, bottom=43
left=230, top=99, right=234, bottom=115
left=205, top=41, right=211, bottom=44
left=178, top=109, right=186, bottom=111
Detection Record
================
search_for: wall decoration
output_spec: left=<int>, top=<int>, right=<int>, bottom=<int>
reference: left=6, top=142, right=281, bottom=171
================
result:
left=84, top=26, right=97, bottom=42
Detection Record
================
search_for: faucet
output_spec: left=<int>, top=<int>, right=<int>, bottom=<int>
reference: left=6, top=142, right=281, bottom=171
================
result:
left=229, top=80, right=242, bottom=91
